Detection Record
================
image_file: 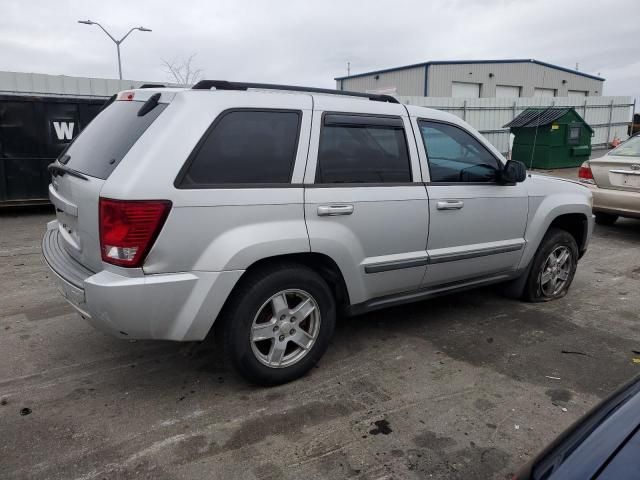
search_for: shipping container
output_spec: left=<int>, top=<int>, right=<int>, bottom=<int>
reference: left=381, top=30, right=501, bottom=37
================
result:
left=0, top=94, right=105, bottom=206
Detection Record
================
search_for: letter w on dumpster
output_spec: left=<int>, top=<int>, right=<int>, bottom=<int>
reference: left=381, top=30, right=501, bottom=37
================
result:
left=53, top=121, right=75, bottom=141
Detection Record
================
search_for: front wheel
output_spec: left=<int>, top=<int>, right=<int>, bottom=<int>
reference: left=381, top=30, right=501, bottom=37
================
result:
left=522, top=228, right=579, bottom=302
left=221, top=264, right=336, bottom=386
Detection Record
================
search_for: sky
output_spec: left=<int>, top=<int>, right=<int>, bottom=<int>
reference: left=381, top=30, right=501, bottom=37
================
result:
left=1, top=0, right=639, bottom=101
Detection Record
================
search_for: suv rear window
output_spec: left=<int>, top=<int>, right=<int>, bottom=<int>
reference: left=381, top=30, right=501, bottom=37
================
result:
left=63, top=100, right=167, bottom=179
left=178, top=109, right=301, bottom=187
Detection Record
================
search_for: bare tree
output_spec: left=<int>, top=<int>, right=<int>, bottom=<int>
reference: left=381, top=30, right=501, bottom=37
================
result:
left=161, top=54, right=203, bottom=86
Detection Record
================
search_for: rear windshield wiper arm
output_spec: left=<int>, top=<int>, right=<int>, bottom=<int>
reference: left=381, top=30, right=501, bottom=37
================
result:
left=47, top=162, right=88, bottom=181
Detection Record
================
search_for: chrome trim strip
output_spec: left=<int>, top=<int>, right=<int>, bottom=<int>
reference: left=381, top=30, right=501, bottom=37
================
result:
left=428, top=243, right=524, bottom=265
left=364, top=257, right=430, bottom=274
left=610, top=169, right=640, bottom=176
left=364, top=243, right=525, bottom=273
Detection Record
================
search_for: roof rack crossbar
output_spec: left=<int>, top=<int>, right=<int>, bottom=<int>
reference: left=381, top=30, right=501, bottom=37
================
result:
left=191, top=80, right=400, bottom=104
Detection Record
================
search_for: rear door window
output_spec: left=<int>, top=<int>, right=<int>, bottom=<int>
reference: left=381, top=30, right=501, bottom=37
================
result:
left=63, top=100, right=167, bottom=179
left=178, top=110, right=301, bottom=187
left=316, top=115, right=411, bottom=183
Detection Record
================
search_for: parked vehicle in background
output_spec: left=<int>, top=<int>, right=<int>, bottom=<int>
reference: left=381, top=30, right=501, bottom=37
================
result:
left=42, top=81, right=593, bottom=385
left=579, top=134, right=640, bottom=224
left=515, top=375, right=640, bottom=480
left=0, top=94, right=104, bottom=206
left=628, top=113, right=640, bottom=137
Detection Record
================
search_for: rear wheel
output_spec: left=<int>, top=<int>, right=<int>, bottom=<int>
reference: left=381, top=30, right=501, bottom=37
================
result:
left=522, top=228, right=578, bottom=302
left=221, top=264, right=336, bottom=386
left=594, top=212, right=618, bottom=226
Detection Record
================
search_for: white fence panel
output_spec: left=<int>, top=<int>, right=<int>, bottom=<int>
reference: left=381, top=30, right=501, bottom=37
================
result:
left=399, top=95, right=634, bottom=155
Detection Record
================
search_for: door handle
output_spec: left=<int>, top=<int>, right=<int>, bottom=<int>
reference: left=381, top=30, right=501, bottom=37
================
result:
left=436, top=200, right=464, bottom=210
left=317, top=204, right=354, bottom=216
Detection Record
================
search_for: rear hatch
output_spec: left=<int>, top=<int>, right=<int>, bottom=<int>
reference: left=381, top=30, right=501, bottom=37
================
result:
left=48, top=91, right=169, bottom=272
left=590, top=137, right=640, bottom=192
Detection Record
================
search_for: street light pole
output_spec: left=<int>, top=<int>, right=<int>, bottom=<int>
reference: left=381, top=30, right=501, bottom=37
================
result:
left=116, top=43, right=122, bottom=80
left=77, top=20, right=152, bottom=80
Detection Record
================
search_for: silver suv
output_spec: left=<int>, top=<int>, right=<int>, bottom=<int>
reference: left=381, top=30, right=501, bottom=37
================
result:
left=43, top=81, right=594, bottom=385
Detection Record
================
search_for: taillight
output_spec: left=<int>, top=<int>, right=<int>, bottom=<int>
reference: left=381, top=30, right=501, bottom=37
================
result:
left=99, top=198, right=171, bottom=267
left=578, top=162, right=594, bottom=182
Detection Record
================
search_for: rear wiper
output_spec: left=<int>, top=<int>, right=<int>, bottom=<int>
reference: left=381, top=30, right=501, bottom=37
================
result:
left=47, top=162, right=88, bottom=181
left=137, top=93, right=161, bottom=116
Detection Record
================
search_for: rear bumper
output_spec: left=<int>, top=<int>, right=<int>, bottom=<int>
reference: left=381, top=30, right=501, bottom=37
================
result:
left=587, top=184, right=640, bottom=218
left=42, top=221, right=94, bottom=317
left=42, top=221, right=243, bottom=341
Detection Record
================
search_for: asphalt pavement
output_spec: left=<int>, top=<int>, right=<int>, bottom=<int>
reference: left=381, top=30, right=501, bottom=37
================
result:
left=1, top=208, right=639, bottom=479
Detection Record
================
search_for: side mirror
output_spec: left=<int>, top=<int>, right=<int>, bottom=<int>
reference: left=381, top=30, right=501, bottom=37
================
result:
left=501, top=160, right=527, bottom=184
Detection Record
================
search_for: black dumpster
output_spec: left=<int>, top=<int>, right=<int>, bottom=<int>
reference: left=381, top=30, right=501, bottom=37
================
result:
left=0, top=94, right=105, bottom=206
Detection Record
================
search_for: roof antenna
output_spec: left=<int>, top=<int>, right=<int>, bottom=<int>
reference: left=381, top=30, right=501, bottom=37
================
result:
left=575, top=62, right=579, bottom=71
left=529, top=69, right=547, bottom=171
left=347, top=61, right=351, bottom=77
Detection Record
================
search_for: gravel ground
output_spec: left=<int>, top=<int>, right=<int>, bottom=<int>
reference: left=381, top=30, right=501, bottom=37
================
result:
left=1, top=208, right=639, bottom=480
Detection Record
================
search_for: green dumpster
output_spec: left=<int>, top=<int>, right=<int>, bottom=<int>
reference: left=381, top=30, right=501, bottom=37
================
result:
left=504, top=107, right=594, bottom=168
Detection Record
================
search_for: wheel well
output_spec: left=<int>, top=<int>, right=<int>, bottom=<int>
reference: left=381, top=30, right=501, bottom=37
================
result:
left=240, top=253, right=350, bottom=307
left=549, top=213, right=588, bottom=253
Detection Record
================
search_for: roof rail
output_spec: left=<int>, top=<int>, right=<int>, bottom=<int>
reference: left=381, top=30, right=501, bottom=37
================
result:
left=191, top=80, right=400, bottom=104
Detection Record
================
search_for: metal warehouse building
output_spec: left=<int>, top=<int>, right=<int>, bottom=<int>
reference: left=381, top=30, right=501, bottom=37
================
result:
left=335, top=59, right=604, bottom=98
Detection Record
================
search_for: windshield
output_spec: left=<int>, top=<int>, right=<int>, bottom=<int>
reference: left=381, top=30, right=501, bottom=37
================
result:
left=609, top=135, right=640, bottom=157
left=62, top=100, right=166, bottom=179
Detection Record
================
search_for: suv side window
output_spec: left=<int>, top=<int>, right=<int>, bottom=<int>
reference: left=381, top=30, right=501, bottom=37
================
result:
left=316, top=114, right=411, bottom=184
left=179, top=109, right=300, bottom=187
left=418, top=120, right=501, bottom=183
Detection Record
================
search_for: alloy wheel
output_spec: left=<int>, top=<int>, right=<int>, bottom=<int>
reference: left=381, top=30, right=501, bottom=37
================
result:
left=250, top=289, right=321, bottom=368
left=540, top=246, right=572, bottom=297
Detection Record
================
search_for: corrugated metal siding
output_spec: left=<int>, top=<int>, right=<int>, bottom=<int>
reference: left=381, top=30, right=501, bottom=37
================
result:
left=399, top=96, right=633, bottom=154
left=427, top=62, right=603, bottom=97
left=0, top=71, right=162, bottom=98
left=337, top=66, right=425, bottom=96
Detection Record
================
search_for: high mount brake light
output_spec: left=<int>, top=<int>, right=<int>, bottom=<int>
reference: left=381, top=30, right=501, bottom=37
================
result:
left=99, top=198, right=171, bottom=267
left=117, top=91, right=135, bottom=101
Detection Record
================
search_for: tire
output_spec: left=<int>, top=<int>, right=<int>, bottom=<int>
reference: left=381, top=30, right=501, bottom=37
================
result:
left=594, top=212, right=618, bottom=226
left=220, top=263, right=336, bottom=386
left=522, top=228, right=579, bottom=302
